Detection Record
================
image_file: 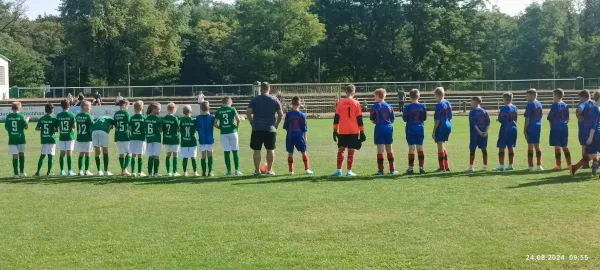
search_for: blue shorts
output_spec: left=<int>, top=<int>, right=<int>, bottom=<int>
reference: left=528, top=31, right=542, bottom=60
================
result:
left=470, top=134, right=488, bottom=150
left=579, top=126, right=588, bottom=145
left=286, top=136, right=307, bottom=153
left=497, top=128, right=517, bottom=148
left=526, top=126, right=541, bottom=144
left=434, top=127, right=451, bottom=142
left=549, top=127, right=568, bottom=147
left=374, top=126, right=393, bottom=145
left=585, top=139, right=599, bottom=155
left=406, top=131, right=424, bottom=145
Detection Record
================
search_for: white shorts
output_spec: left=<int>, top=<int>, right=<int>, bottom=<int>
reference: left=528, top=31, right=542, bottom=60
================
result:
left=117, top=141, right=130, bottom=154
left=8, top=144, right=25, bottom=155
left=165, top=144, right=180, bottom=153
left=58, top=140, right=75, bottom=151
left=220, top=133, right=239, bottom=151
left=129, top=140, right=146, bottom=155
left=92, top=131, right=109, bottom=148
left=41, top=144, right=56, bottom=156
left=180, top=147, right=198, bottom=158
left=199, top=144, right=214, bottom=152
left=76, top=142, right=93, bottom=153
left=146, top=142, right=161, bottom=156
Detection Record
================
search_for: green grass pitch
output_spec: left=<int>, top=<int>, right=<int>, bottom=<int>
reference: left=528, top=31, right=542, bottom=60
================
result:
left=1, top=117, right=599, bottom=269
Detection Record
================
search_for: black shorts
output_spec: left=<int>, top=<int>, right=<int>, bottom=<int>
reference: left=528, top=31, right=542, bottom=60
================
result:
left=251, top=131, right=277, bottom=150
left=337, top=134, right=362, bottom=150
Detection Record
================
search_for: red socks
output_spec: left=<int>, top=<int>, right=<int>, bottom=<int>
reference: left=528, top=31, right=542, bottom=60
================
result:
left=563, top=148, right=571, bottom=167
left=302, top=153, right=310, bottom=170
left=408, top=153, right=415, bottom=167
left=499, top=148, right=505, bottom=165
left=527, top=150, right=534, bottom=167
left=555, top=148, right=562, bottom=167
left=536, top=150, right=542, bottom=166
left=508, top=148, right=515, bottom=164
left=469, top=149, right=476, bottom=166
left=482, top=149, right=488, bottom=166
left=337, top=151, right=344, bottom=170
left=290, top=154, right=310, bottom=172
left=438, top=152, right=444, bottom=169
left=418, top=151, right=425, bottom=168
left=347, top=150, right=355, bottom=171
left=288, top=156, right=294, bottom=172
left=377, top=154, right=384, bottom=172
left=387, top=153, right=396, bottom=172
left=443, top=149, right=449, bottom=170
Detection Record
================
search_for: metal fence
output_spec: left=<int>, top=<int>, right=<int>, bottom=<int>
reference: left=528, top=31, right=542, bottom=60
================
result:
left=14, top=78, right=600, bottom=99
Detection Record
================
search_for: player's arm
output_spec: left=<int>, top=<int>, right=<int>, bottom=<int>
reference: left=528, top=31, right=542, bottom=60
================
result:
left=356, top=103, right=366, bottom=142
left=35, top=121, right=41, bottom=131
left=402, top=106, right=409, bottom=122
left=234, top=112, right=240, bottom=129
left=275, top=101, right=283, bottom=129
left=370, top=107, right=376, bottom=124
left=432, top=104, right=440, bottom=137
left=213, top=116, right=220, bottom=129
left=23, top=115, right=29, bottom=130
left=390, top=107, right=396, bottom=123
left=587, top=113, right=598, bottom=145
left=576, top=105, right=584, bottom=122
left=484, top=113, right=491, bottom=135
left=332, top=103, right=341, bottom=142
left=547, top=105, right=554, bottom=122
left=523, top=105, right=530, bottom=137
left=303, top=115, right=308, bottom=141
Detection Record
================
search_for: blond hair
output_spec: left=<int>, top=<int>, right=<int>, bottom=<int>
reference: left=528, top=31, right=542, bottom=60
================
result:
left=183, top=105, right=192, bottom=115
left=11, top=101, right=21, bottom=112
left=434, top=87, right=445, bottom=97
left=374, top=88, right=387, bottom=99
left=167, top=102, right=177, bottom=112
left=134, top=100, right=144, bottom=113
left=409, top=89, right=420, bottom=99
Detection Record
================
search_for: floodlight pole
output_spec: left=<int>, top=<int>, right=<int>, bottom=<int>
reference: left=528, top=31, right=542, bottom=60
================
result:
left=128, top=63, right=131, bottom=97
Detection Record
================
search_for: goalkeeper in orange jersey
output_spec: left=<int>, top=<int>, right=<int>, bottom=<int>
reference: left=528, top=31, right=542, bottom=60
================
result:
left=332, top=84, right=366, bottom=177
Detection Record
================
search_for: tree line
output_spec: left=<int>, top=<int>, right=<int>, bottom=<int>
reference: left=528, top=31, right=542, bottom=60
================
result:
left=1, top=0, right=599, bottom=89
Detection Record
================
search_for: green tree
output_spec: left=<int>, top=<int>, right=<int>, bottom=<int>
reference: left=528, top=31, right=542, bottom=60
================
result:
left=0, top=33, right=48, bottom=87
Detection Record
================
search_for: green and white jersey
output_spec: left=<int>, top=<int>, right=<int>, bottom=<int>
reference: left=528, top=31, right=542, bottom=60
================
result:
left=56, top=111, right=76, bottom=141
left=215, top=106, right=238, bottom=134
left=179, top=116, right=197, bottom=147
left=5, top=112, right=28, bottom=145
left=113, top=110, right=131, bottom=142
left=130, top=114, right=146, bottom=141
left=162, top=115, right=180, bottom=145
left=145, top=115, right=162, bottom=143
left=93, top=116, right=113, bottom=133
left=76, top=113, right=93, bottom=142
left=36, top=115, right=58, bottom=144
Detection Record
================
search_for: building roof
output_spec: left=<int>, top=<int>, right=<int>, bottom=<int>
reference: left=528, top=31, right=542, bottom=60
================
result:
left=0, top=54, right=10, bottom=62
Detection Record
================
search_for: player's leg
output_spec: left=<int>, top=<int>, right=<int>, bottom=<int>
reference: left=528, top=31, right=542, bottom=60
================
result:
left=287, top=152, right=294, bottom=175
left=534, top=143, right=543, bottom=170
left=385, top=144, right=397, bottom=174
left=407, top=144, right=416, bottom=174
left=346, top=136, right=360, bottom=176
left=36, top=145, right=47, bottom=176
left=436, top=142, right=445, bottom=172
left=442, top=142, right=450, bottom=171
left=200, top=150, right=207, bottom=176
left=182, top=147, right=189, bottom=176
left=554, top=146, right=562, bottom=169
left=190, top=147, right=198, bottom=176
left=376, top=144, right=385, bottom=175
left=59, top=142, right=66, bottom=175
left=95, top=146, right=102, bottom=174
left=250, top=131, right=263, bottom=175
left=78, top=147, right=85, bottom=175
left=102, top=147, right=110, bottom=175
left=172, top=149, right=179, bottom=176
left=265, top=132, right=276, bottom=174
left=286, top=137, right=295, bottom=174
left=46, top=144, right=56, bottom=176
left=165, top=151, right=172, bottom=175
left=119, top=153, right=125, bottom=171
left=480, top=136, right=488, bottom=171
left=296, top=136, right=311, bottom=175
left=231, top=133, right=241, bottom=175
left=526, top=143, right=534, bottom=171
left=10, top=145, right=19, bottom=177
left=224, top=149, right=232, bottom=175
left=207, top=150, right=214, bottom=176
left=467, top=136, right=477, bottom=171
left=417, top=145, right=425, bottom=174
left=571, top=145, right=591, bottom=176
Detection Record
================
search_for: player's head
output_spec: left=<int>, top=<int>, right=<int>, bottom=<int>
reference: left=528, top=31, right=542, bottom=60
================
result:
left=11, top=101, right=21, bottom=112
left=201, top=101, right=210, bottom=113
left=593, top=91, right=600, bottom=103
left=147, top=102, right=161, bottom=115
left=291, top=96, right=301, bottom=109
left=526, top=88, right=537, bottom=102
left=471, top=96, right=482, bottom=108
left=261, top=82, right=270, bottom=94
left=119, top=99, right=129, bottom=110
left=579, top=89, right=591, bottom=102
left=409, top=88, right=420, bottom=102
left=167, top=102, right=177, bottom=114
left=134, top=100, right=144, bottom=114
left=553, top=89, right=564, bottom=102
left=434, top=87, right=445, bottom=101
left=222, top=96, right=232, bottom=106
left=346, top=84, right=356, bottom=97
left=61, top=99, right=70, bottom=111
left=45, top=103, right=54, bottom=115
left=374, top=88, right=386, bottom=102
left=183, top=105, right=192, bottom=116
left=81, top=100, right=91, bottom=113
left=502, top=92, right=513, bottom=105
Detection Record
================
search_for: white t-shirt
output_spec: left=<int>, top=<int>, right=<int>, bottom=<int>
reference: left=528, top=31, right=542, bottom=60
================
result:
left=115, top=95, right=123, bottom=104
left=198, top=94, right=205, bottom=103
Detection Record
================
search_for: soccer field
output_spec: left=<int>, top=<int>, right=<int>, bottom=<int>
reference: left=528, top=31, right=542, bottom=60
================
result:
left=0, top=117, right=599, bottom=269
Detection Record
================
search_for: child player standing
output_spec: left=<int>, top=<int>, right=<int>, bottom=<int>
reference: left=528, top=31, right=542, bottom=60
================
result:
left=370, top=88, right=398, bottom=175
left=145, top=102, right=162, bottom=177
left=524, top=89, right=544, bottom=171
left=466, top=97, right=490, bottom=172
left=162, top=103, right=180, bottom=176
left=5, top=102, right=30, bottom=177
left=196, top=101, right=215, bottom=176
left=577, top=90, right=595, bottom=168
left=214, top=97, right=242, bottom=176
left=332, top=85, right=366, bottom=177
left=494, top=93, right=518, bottom=171
left=56, top=99, right=76, bottom=176
left=179, top=105, right=199, bottom=176
left=35, top=104, right=58, bottom=176
left=432, top=87, right=452, bottom=172
left=283, top=96, right=313, bottom=175
left=547, top=89, right=571, bottom=169
left=403, top=89, right=427, bottom=174
left=571, top=91, right=600, bottom=176
left=92, top=115, right=114, bottom=176
left=75, top=101, right=94, bottom=176
left=129, top=101, right=146, bottom=176
left=113, top=99, right=132, bottom=176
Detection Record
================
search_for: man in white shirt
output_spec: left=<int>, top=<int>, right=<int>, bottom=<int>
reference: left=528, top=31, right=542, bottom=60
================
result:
left=197, top=91, right=205, bottom=104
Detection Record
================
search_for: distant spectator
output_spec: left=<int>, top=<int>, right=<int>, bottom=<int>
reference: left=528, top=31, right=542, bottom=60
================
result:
left=67, top=93, right=75, bottom=106
left=93, top=90, right=102, bottom=106
left=75, top=92, right=85, bottom=106
left=398, top=90, right=407, bottom=114
left=197, top=91, right=205, bottom=104
left=115, top=92, right=124, bottom=106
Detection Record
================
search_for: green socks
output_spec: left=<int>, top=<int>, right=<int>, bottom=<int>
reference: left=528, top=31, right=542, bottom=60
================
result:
left=191, top=159, right=197, bottom=173
left=119, top=157, right=124, bottom=169
left=166, top=157, right=171, bottom=173
left=232, top=151, right=240, bottom=171
left=153, top=158, right=160, bottom=174
left=67, top=156, right=72, bottom=171
left=12, top=158, right=18, bottom=175
left=208, top=156, right=213, bottom=174
left=47, top=155, right=54, bottom=174
left=148, top=158, right=154, bottom=175
left=131, top=157, right=136, bottom=173
left=224, top=151, right=231, bottom=172
left=103, top=154, right=109, bottom=172
left=173, top=157, right=178, bottom=173
left=19, top=155, right=24, bottom=174
left=37, top=155, right=46, bottom=174
left=137, top=157, right=143, bottom=173
left=85, top=156, right=90, bottom=171
left=78, top=156, right=84, bottom=171
left=124, top=155, right=131, bottom=169
left=95, top=156, right=101, bottom=171
left=183, top=158, right=188, bottom=173
left=201, top=159, right=207, bottom=175
left=60, top=156, right=65, bottom=171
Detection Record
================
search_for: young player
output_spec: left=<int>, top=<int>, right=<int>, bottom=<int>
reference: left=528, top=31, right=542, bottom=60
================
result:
left=146, top=103, right=162, bottom=177
left=179, top=105, right=199, bottom=176
left=466, top=97, right=490, bottom=172
left=56, top=99, right=76, bottom=176
left=432, top=87, right=453, bottom=172
left=547, top=89, right=571, bottom=169
left=494, top=93, right=518, bottom=171
left=75, top=101, right=94, bottom=176
left=571, top=91, right=600, bottom=176
left=196, top=101, right=215, bottom=176
left=129, top=101, right=146, bottom=176
left=524, top=89, right=544, bottom=171
left=332, top=85, right=366, bottom=177
left=5, top=102, right=30, bottom=177
left=113, top=99, right=132, bottom=176
left=163, top=103, right=180, bottom=176
left=284, top=96, right=313, bottom=175
left=214, top=97, right=242, bottom=176
left=403, top=89, right=427, bottom=174
left=370, top=89, right=398, bottom=175
left=92, top=115, right=114, bottom=176
left=35, top=104, right=58, bottom=176
left=577, top=90, right=595, bottom=168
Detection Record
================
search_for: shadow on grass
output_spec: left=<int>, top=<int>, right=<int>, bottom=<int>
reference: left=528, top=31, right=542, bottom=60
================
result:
left=0, top=175, right=260, bottom=185
left=508, top=173, right=595, bottom=189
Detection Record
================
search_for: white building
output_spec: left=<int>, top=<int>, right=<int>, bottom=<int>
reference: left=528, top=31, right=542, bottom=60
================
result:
left=0, top=54, right=9, bottom=100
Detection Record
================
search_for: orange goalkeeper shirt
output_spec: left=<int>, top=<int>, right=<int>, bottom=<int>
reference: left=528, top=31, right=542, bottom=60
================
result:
left=333, top=97, right=364, bottom=135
